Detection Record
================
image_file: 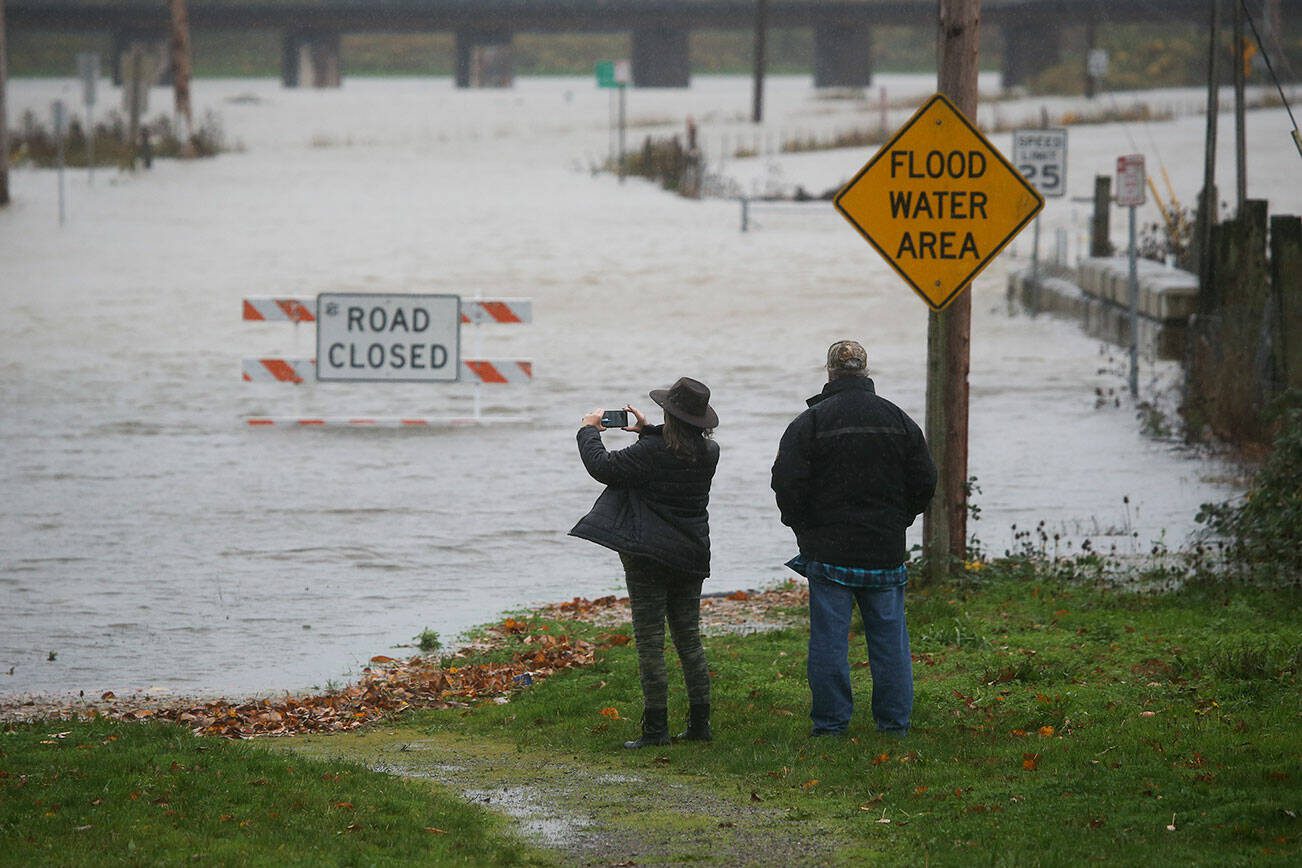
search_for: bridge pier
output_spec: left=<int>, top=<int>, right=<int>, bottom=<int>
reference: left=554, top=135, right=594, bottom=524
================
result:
left=631, top=26, right=690, bottom=88
left=111, top=30, right=170, bottom=87
left=813, top=21, right=872, bottom=88
left=281, top=31, right=342, bottom=88
left=1001, top=23, right=1060, bottom=90
left=455, top=29, right=514, bottom=88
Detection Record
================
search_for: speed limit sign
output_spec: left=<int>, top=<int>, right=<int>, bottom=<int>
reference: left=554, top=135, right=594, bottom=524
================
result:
left=1012, top=129, right=1068, bottom=199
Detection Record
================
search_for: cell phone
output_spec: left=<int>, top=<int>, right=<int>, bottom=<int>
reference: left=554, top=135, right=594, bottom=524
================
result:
left=600, top=409, right=630, bottom=429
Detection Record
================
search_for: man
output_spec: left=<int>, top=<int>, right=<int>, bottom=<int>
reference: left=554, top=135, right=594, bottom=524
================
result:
left=771, top=340, right=936, bottom=737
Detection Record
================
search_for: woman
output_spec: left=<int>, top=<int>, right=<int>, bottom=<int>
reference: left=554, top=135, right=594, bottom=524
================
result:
left=570, top=377, right=720, bottom=749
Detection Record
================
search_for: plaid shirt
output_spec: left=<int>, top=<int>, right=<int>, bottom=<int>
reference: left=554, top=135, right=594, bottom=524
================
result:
left=785, top=554, right=908, bottom=590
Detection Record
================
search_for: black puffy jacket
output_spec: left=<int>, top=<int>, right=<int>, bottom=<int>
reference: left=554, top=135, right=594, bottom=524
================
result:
left=771, top=377, right=936, bottom=569
left=569, top=424, right=719, bottom=577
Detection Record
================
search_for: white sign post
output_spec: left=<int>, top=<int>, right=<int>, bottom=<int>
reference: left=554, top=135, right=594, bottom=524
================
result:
left=1013, top=128, right=1068, bottom=309
left=1116, top=154, right=1146, bottom=398
left=596, top=59, right=630, bottom=182
left=315, top=293, right=461, bottom=383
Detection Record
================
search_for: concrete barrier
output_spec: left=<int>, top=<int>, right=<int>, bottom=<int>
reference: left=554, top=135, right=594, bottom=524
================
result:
left=1008, top=257, right=1196, bottom=361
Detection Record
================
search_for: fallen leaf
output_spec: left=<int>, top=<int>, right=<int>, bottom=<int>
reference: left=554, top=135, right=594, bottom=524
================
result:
left=1140, top=711, right=1157, bottom=718
left=424, top=827, right=447, bottom=835
left=100, top=692, right=115, bottom=701
left=334, top=802, right=354, bottom=810
left=913, top=785, right=929, bottom=795
left=801, top=779, right=819, bottom=790
left=1166, top=813, right=1177, bottom=832
left=750, top=791, right=763, bottom=802
left=1039, top=725, right=1056, bottom=737
left=1022, top=753, right=1040, bottom=771
left=726, top=590, right=750, bottom=601
left=599, top=707, right=621, bottom=720
left=873, top=752, right=891, bottom=765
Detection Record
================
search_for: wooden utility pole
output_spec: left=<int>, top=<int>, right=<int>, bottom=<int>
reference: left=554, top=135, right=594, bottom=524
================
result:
left=1198, top=0, right=1221, bottom=297
left=1232, top=0, right=1246, bottom=213
left=751, top=0, right=769, bottom=123
left=168, top=0, right=194, bottom=154
left=0, top=0, right=10, bottom=207
left=125, top=46, right=143, bottom=171
left=922, top=0, right=981, bottom=583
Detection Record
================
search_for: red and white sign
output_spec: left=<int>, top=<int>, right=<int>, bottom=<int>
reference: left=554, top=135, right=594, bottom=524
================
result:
left=1115, top=154, right=1146, bottom=207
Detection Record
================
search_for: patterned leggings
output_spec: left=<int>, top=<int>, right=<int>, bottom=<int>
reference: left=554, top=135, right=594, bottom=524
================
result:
left=619, top=552, right=712, bottom=711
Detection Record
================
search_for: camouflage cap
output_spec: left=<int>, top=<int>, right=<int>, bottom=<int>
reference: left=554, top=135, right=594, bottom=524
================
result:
left=826, top=340, right=868, bottom=372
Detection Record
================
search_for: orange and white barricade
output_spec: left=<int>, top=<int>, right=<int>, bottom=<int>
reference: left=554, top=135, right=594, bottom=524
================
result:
left=242, top=294, right=532, bottom=427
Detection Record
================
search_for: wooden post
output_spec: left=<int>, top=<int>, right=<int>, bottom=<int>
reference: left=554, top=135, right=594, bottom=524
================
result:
left=1232, top=0, right=1246, bottom=213
left=168, top=0, right=194, bottom=154
left=1197, top=0, right=1221, bottom=299
left=125, top=46, right=143, bottom=171
left=1090, top=174, right=1112, bottom=257
left=1271, top=215, right=1302, bottom=392
left=751, top=0, right=768, bottom=124
left=0, top=0, right=9, bottom=207
left=922, top=0, right=981, bottom=584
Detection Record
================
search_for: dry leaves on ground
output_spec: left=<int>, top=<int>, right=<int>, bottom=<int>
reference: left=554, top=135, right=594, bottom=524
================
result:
left=2, top=583, right=808, bottom=739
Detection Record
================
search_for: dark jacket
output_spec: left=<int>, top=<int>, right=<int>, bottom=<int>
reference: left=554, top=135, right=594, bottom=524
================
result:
left=570, top=424, right=719, bottom=577
left=771, top=377, right=936, bottom=569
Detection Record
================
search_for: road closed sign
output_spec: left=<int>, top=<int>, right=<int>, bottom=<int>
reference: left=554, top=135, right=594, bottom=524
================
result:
left=834, top=93, right=1044, bottom=311
left=316, top=293, right=460, bottom=382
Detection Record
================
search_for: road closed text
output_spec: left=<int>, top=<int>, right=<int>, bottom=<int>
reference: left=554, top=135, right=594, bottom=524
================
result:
left=327, top=307, right=449, bottom=370
left=316, top=294, right=460, bottom=382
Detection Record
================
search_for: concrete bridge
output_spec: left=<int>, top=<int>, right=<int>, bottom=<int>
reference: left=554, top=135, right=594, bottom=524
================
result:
left=5, top=0, right=1294, bottom=90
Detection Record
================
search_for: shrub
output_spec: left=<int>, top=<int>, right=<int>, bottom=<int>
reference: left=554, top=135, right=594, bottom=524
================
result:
left=414, top=628, right=442, bottom=652
left=1195, top=399, right=1302, bottom=585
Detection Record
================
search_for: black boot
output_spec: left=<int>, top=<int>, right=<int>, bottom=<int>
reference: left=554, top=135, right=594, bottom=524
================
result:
left=623, top=707, right=671, bottom=749
left=675, top=703, right=712, bottom=742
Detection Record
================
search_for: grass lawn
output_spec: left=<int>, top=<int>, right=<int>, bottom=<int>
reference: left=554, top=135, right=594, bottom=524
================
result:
left=0, top=718, right=551, bottom=865
left=3, top=569, right=1297, bottom=865
left=405, top=570, right=1300, bottom=865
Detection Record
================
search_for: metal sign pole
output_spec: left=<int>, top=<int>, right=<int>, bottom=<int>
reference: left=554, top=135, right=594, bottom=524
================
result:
left=617, top=82, right=626, bottom=184
left=53, top=99, right=66, bottom=225
left=77, top=52, right=97, bottom=185
left=472, top=293, right=482, bottom=422
left=1127, top=203, right=1139, bottom=398
left=1030, top=214, right=1041, bottom=312
left=1115, top=152, right=1145, bottom=399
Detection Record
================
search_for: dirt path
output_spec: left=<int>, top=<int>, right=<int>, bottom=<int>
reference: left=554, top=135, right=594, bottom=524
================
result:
left=278, top=727, right=841, bottom=866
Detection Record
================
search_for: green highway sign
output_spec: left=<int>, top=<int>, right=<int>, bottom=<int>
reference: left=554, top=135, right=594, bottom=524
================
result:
left=595, top=59, right=630, bottom=89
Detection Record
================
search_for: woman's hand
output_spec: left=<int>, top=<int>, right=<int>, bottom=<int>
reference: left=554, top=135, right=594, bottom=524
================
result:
left=623, top=404, right=647, bottom=433
left=581, top=408, right=605, bottom=430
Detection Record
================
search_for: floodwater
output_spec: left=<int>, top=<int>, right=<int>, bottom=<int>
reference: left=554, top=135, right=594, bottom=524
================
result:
left=2, top=74, right=1298, bottom=699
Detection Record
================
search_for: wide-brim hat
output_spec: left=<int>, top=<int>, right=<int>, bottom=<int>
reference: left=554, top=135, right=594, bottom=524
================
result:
left=649, top=376, right=719, bottom=429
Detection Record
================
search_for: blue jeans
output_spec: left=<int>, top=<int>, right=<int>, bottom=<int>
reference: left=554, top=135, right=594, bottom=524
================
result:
left=807, top=576, right=912, bottom=734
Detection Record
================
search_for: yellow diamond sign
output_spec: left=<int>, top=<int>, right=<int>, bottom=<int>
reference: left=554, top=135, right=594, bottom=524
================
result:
left=834, top=93, right=1044, bottom=311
